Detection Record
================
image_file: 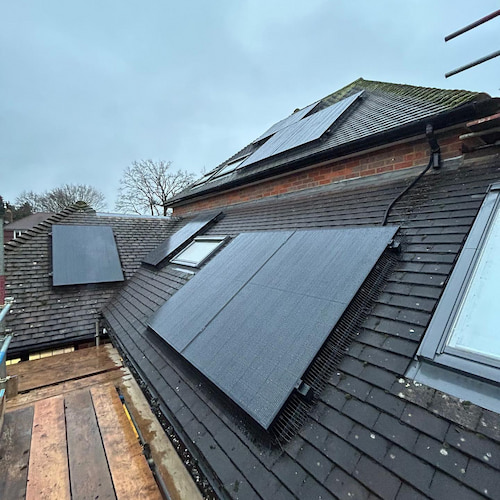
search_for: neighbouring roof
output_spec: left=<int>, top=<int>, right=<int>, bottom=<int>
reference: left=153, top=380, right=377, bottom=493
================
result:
left=4, top=203, right=181, bottom=355
left=104, top=154, right=500, bottom=499
left=4, top=212, right=55, bottom=231
left=170, top=78, right=494, bottom=205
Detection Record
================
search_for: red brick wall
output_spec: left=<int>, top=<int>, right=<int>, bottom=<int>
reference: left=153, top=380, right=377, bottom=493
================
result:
left=173, top=130, right=464, bottom=215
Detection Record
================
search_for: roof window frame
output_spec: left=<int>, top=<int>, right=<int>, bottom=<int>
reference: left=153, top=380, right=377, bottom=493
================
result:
left=170, top=236, right=228, bottom=268
left=408, top=183, right=500, bottom=411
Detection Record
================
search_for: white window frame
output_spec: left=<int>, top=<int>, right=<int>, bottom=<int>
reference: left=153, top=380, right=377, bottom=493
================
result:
left=408, top=183, right=500, bottom=412
left=170, top=236, right=228, bottom=268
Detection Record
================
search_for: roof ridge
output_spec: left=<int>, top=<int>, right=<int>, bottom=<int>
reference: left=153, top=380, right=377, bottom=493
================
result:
left=319, top=78, right=485, bottom=107
left=4, top=201, right=95, bottom=252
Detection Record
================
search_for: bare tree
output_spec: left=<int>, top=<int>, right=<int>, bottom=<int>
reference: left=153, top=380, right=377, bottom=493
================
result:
left=115, top=160, right=195, bottom=216
left=16, top=184, right=106, bottom=212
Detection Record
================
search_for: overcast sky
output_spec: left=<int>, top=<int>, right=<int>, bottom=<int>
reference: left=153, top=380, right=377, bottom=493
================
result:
left=1, top=1, right=499, bottom=210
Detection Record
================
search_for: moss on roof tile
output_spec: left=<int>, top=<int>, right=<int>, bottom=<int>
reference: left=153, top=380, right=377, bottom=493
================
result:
left=321, top=77, right=486, bottom=109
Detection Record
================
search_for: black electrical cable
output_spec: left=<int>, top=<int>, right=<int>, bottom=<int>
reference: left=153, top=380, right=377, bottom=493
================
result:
left=382, top=124, right=441, bottom=226
left=381, top=154, right=434, bottom=226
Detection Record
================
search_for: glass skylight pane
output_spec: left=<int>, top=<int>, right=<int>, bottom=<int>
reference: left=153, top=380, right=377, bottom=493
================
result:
left=447, top=204, right=500, bottom=361
left=142, top=211, right=222, bottom=266
left=171, top=238, right=226, bottom=266
left=177, top=241, right=220, bottom=263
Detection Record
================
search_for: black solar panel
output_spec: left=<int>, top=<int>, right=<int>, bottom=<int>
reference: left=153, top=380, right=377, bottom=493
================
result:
left=52, top=225, right=124, bottom=286
left=142, top=211, right=223, bottom=266
left=149, top=226, right=397, bottom=428
left=252, top=101, right=320, bottom=143
left=241, top=91, right=363, bottom=168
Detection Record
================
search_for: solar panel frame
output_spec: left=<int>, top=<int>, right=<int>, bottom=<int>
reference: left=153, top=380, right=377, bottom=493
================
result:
left=149, top=225, right=398, bottom=428
left=142, top=211, right=223, bottom=266
left=252, top=101, right=320, bottom=144
left=148, top=231, right=293, bottom=350
left=241, top=91, right=364, bottom=169
left=52, top=225, right=124, bottom=286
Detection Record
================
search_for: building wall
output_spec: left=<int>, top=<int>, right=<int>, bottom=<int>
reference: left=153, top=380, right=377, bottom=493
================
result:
left=174, top=130, right=464, bottom=215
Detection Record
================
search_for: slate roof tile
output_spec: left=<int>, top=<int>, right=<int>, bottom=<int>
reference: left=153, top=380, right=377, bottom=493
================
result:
left=428, top=470, right=484, bottom=500
left=322, top=432, right=362, bottom=474
left=400, top=403, right=450, bottom=442
left=477, top=410, right=500, bottom=443
left=349, top=424, right=389, bottom=461
left=445, top=426, right=500, bottom=469
left=383, top=444, right=435, bottom=492
left=272, top=454, right=309, bottom=493
left=296, top=475, right=333, bottom=500
left=324, top=466, right=371, bottom=500
left=358, top=364, right=399, bottom=391
left=373, top=413, right=419, bottom=450
left=367, top=387, right=406, bottom=419
left=395, top=484, right=430, bottom=500
left=314, top=403, right=356, bottom=441
left=342, top=398, right=380, bottom=429
left=337, top=373, right=372, bottom=401
left=296, top=444, right=332, bottom=483
left=464, top=459, right=500, bottom=499
left=353, top=455, right=402, bottom=500
left=414, top=433, right=469, bottom=480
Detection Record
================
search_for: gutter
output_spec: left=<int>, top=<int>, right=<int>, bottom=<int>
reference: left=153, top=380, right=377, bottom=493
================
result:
left=168, top=97, right=497, bottom=208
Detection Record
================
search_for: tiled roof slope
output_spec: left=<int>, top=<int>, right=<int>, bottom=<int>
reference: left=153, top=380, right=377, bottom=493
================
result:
left=171, top=79, right=490, bottom=203
left=104, top=154, right=500, bottom=499
left=5, top=203, right=180, bottom=355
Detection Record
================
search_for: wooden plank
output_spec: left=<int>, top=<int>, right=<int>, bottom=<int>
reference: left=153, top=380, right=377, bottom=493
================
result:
left=65, top=390, right=116, bottom=500
left=26, top=396, right=70, bottom=500
left=7, top=346, right=122, bottom=393
left=91, top=384, right=162, bottom=500
left=117, top=377, right=203, bottom=500
left=6, top=368, right=129, bottom=411
left=0, top=406, right=34, bottom=500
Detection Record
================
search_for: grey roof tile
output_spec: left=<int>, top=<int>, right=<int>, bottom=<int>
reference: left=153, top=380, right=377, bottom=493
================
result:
left=383, top=445, right=435, bottom=492
left=428, top=470, right=484, bottom=500
left=324, top=467, right=370, bottom=500
left=353, top=455, right=402, bottom=500
left=414, top=433, right=469, bottom=480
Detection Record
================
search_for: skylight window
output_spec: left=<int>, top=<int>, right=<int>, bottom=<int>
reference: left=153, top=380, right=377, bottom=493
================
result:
left=170, top=236, right=228, bottom=267
left=408, top=184, right=500, bottom=412
left=142, top=211, right=223, bottom=267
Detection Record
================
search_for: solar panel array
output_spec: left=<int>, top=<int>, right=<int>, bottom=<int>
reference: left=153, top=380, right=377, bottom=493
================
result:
left=149, top=225, right=397, bottom=428
left=241, top=91, right=364, bottom=169
left=52, top=225, right=124, bottom=286
left=252, top=100, right=320, bottom=143
left=142, top=211, right=223, bottom=266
